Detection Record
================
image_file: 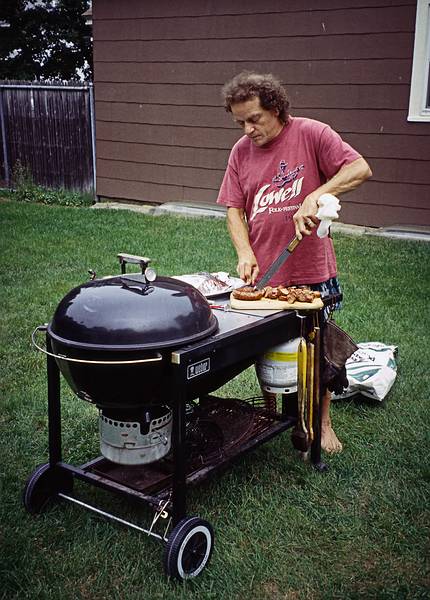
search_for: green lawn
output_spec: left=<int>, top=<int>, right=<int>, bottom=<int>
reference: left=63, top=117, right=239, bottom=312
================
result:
left=1, top=199, right=429, bottom=599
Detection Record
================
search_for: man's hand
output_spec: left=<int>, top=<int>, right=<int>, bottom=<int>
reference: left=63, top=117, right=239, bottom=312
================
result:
left=293, top=193, right=319, bottom=240
left=237, top=250, right=259, bottom=285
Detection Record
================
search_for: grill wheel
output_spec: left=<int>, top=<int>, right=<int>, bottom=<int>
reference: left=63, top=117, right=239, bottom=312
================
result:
left=163, top=516, right=214, bottom=580
left=23, top=463, right=73, bottom=515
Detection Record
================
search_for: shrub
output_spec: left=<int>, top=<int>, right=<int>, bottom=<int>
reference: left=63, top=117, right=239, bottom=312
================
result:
left=10, top=160, right=93, bottom=207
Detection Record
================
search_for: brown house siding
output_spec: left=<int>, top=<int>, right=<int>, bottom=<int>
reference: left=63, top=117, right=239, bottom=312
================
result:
left=92, top=0, right=429, bottom=228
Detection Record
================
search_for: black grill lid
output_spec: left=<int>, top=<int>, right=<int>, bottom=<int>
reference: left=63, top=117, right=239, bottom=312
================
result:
left=48, top=275, right=218, bottom=351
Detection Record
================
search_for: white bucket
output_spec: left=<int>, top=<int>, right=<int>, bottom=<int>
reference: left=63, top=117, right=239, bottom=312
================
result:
left=256, top=337, right=300, bottom=394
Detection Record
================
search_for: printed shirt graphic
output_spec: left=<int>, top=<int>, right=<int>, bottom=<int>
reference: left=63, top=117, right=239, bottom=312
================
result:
left=217, top=117, right=362, bottom=286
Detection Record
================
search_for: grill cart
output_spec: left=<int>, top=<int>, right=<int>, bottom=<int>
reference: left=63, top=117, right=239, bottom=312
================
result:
left=24, top=254, right=338, bottom=580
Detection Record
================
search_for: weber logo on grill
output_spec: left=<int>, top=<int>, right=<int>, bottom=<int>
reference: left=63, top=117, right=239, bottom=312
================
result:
left=187, top=358, right=210, bottom=379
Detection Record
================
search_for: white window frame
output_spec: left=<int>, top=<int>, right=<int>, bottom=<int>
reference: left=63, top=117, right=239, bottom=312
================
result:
left=408, top=0, right=430, bottom=121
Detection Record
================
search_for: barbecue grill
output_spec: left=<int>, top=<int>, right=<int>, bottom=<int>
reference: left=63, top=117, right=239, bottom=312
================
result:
left=24, top=253, right=337, bottom=580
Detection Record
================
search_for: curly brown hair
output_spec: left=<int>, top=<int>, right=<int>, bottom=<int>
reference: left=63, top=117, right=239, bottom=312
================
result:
left=222, top=71, right=290, bottom=123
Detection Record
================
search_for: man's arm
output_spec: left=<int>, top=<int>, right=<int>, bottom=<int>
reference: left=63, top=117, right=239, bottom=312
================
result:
left=293, top=157, right=372, bottom=239
left=226, top=207, right=259, bottom=284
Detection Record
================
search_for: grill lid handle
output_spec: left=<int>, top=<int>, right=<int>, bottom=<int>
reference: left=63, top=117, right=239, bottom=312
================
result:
left=117, top=252, right=152, bottom=274
left=117, top=252, right=157, bottom=283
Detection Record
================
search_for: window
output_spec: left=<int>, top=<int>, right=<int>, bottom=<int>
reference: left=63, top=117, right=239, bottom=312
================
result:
left=408, top=0, right=430, bottom=122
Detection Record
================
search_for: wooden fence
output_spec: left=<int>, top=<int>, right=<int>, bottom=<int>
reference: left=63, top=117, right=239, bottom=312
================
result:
left=0, top=81, right=95, bottom=192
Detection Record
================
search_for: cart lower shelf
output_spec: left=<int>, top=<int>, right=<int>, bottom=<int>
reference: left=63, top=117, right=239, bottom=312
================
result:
left=23, top=395, right=298, bottom=581
left=82, top=395, right=296, bottom=497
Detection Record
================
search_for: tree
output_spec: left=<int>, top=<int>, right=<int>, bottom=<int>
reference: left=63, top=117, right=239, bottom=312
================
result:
left=0, top=1, right=92, bottom=81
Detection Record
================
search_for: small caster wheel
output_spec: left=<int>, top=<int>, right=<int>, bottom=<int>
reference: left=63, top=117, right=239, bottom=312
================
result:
left=23, top=463, right=73, bottom=515
left=163, top=516, right=214, bottom=580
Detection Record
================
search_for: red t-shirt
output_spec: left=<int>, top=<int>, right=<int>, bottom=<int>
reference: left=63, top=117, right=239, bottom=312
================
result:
left=217, top=117, right=361, bottom=286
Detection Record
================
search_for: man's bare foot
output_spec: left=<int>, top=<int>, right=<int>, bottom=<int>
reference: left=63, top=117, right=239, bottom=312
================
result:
left=321, top=421, right=343, bottom=453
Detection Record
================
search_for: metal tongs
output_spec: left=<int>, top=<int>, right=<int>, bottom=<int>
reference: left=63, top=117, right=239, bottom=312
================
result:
left=291, top=315, right=320, bottom=454
left=291, top=315, right=309, bottom=451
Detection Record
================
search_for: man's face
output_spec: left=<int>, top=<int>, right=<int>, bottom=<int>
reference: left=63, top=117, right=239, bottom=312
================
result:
left=230, top=96, right=283, bottom=147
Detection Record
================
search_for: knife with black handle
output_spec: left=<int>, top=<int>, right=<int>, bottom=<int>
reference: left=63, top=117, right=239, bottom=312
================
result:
left=254, top=236, right=300, bottom=289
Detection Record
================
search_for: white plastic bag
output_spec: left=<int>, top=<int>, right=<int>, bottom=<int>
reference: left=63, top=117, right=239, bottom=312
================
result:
left=332, top=342, right=398, bottom=402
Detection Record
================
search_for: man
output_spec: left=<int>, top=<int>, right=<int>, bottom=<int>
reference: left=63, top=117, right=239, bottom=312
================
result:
left=217, top=71, right=372, bottom=453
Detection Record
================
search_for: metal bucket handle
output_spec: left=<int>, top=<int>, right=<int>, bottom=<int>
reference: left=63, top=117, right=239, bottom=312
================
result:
left=31, top=325, right=163, bottom=365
